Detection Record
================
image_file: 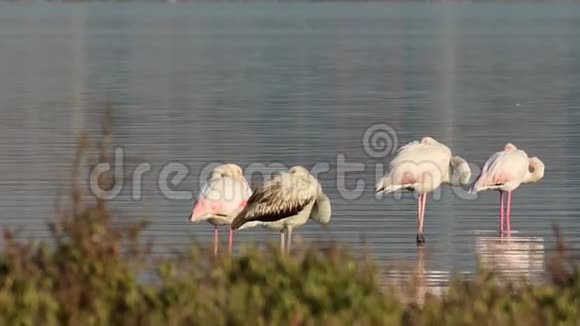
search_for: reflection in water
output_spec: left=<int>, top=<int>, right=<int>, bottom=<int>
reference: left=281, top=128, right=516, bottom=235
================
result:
left=412, top=247, right=433, bottom=305
left=383, top=247, right=450, bottom=304
left=384, top=234, right=545, bottom=303
left=475, top=234, right=545, bottom=282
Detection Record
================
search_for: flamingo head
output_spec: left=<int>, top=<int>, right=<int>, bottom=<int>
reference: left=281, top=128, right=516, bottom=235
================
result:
left=504, top=143, right=518, bottom=152
left=210, top=163, right=244, bottom=180
left=288, top=165, right=310, bottom=176
left=420, top=136, right=438, bottom=145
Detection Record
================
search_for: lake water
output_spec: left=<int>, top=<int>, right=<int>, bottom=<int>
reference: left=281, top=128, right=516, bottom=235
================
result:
left=1, top=2, right=579, bottom=285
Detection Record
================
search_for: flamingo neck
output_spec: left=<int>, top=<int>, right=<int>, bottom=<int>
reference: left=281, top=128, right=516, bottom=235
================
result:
left=524, top=157, right=545, bottom=184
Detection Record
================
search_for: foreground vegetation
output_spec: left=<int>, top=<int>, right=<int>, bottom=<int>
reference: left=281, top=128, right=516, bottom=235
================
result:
left=0, top=124, right=579, bottom=325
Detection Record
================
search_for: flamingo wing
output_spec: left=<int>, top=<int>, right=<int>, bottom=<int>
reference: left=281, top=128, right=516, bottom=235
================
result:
left=231, top=172, right=317, bottom=229
left=472, top=150, right=528, bottom=192
left=192, top=176, right=252, bottom=221
left=379, top=141, right=451, bottom=192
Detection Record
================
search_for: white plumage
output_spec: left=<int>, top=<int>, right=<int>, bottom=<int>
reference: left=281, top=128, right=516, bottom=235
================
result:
left=470, top=143, right=545, bottom=236
left=376, top=136, right=471, bottom=245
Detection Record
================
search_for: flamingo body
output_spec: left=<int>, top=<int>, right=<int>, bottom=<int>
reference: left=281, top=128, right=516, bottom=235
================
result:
left=377, top=137, right=454, bottom=194
left=471, top=143, right=545, bottom=236
left=189, top=164, right=252, bottom=255
left=471, top=143, right=531, bottom=193
left=231, top=165, right=331, bottom=253
left=376, top=136, right=471, bottom=245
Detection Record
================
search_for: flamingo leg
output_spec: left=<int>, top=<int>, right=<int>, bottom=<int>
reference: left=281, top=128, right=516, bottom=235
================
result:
left=287, top=227, right=293, bottom=254
left=506, top=191, right=512, bottom=236
left=280, top=231, right=285, bottom=254
left=421, top=193, right=427, bottom=230
left=421, top=193, right=427, bottom=219
left=416, top=194, right=422, bottom=242
left=417, top=193, right=427, bottom=245
left=417, top=194, right=422, bottom=224
left=213, top=226, right=219, bottom=257
left=499, top=191, right=505, bottom=236
left=228, top=229, right=234, bottom=256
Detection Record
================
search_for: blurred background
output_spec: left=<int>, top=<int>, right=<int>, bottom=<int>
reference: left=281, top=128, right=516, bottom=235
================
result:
left=0, top=2, right=578, bottom=285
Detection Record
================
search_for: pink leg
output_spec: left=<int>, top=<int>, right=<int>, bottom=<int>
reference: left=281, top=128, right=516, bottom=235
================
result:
left=416, top=194, right=424, bottom=244
left=499, top=191, right=505, bottom=236
left=506, top=191, right=512, bottom=236
left=213, top=226, right=219, bottom=257
left=228, top=229, right=234, bottom=255
left=416, top=193, right=427, bottom=244
left=417, top=194, right=422, bottom=228
left=417, top=194, right=425, bottom=233
left=420, top=193, right=427, bottom=234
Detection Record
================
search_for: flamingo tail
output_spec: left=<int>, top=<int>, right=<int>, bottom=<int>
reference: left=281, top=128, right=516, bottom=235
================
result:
left=376, top=177, right=404, bottom=193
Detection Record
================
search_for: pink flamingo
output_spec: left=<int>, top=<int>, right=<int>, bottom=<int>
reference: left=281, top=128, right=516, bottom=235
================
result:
left=189, top=164, right=251, bottom=256
left=376, top=137, right=472, bottom=245
left=471, top=143, right=545, bottom=236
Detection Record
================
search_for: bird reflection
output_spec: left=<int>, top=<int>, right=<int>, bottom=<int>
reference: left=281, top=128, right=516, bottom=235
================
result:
left=475, top=235, right=545, bottom=282
left=413, top=246, right=427, bottom=304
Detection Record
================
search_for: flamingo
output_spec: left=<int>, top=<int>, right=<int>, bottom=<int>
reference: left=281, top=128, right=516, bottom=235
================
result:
left=231, top=165, right=331, bottom=254
left=189, top=163, right=251, bottom=256
left=376, top=137, right=471, bottom=245
left=470, top=143, right=545, bottom=236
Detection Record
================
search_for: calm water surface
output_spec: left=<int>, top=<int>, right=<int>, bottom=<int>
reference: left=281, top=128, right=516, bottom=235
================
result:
left=1, top=3, right=580, bottom=284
